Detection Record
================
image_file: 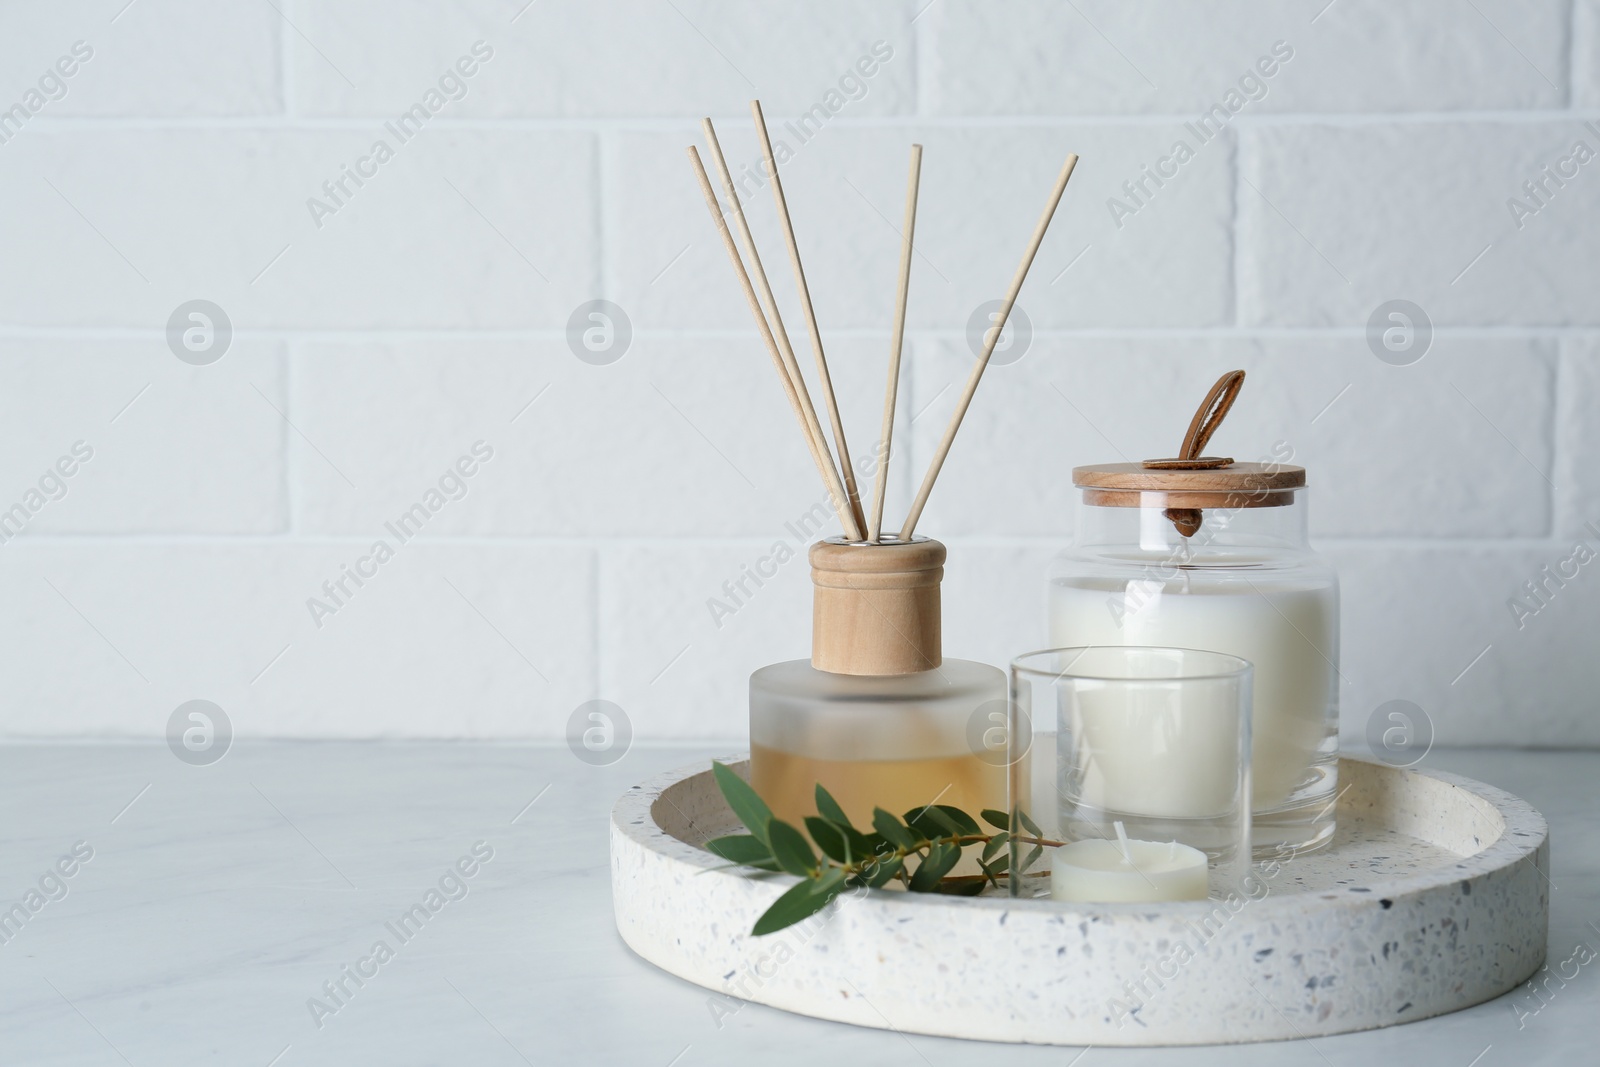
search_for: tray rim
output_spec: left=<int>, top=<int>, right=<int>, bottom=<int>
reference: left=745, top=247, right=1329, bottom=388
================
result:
left=613, top=751, right=1548, bottom=918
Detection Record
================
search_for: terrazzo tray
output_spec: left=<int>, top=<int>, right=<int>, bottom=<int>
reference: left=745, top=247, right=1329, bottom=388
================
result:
left=610, top=754, right=1548, bottom=1046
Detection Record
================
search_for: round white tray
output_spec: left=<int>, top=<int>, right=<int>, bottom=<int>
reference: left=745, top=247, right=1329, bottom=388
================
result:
left=610, top=754, right=1548, bottom=1046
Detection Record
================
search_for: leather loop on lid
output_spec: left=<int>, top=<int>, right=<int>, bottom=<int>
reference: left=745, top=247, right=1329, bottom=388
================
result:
left=1144, top=456, right=1233, bottom=470
left=1076, top=370, right=1304, bottom=538
left=1140, top=369, right=1246, bottom=473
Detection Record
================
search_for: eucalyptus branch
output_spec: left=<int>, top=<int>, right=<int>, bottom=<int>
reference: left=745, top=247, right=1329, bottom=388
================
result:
left=705, top=761, right=1061, bottom=935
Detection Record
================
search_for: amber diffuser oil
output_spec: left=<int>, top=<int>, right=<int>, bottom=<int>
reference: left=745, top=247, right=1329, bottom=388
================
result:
left=748, top=537, right=1006, bottom=830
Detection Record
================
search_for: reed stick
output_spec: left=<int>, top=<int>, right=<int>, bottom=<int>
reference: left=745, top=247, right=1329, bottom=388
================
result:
left=686, top=145, right=859, bottom=537
left=898, top=153, right=1079, bottom=541
left=749, top=102, right=868, bottom=538
left=867, top=143, right=923, bottom=543
left=700, top=119, right=862, bottom=542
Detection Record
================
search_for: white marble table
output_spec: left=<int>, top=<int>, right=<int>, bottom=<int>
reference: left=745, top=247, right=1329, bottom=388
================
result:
left=1, top=743, right=1594, bottom=1066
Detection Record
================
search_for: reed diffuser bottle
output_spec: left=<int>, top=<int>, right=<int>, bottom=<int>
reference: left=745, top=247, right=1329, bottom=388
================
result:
left=750, top=537, right=1006, bottom=828
left=686, top=101, right=1078, bottom=831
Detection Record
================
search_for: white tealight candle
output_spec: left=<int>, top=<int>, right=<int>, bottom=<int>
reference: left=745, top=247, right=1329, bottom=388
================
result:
left=1050, top=823, right=1209, bottom=903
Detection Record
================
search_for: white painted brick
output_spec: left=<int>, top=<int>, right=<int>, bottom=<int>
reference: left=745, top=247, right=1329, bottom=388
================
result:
left=0, top=129, right=597, bottom=328
left=0, top=0, right=280, bottom=118
left=292, top=334, right=910, bottom=537
left=0, top=542, right=595, bottom=738
left=1332, top=543, right=1600, bottom=748
left=0, top=339, right=287, bottom=535
left=940, top=543, right=1058, bottom=670
left=1240, top=121, right=1600, bottom=326
left=1554, top=338, right=1600, bottom=537
left=599, top=543, right=811, bottom=739
left=925, top=1, right=1568, bottom=115
left=610, top=124, right=1233, bottom=331
left=908, top=335, right=1555, bottom=539
left=294, top=0, right=915, bottom=118
left=1574, top=0, right=1600, bottom=108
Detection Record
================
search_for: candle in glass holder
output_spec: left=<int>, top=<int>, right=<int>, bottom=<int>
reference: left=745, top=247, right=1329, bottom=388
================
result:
left=1010, top=647, right=1252, bottom=900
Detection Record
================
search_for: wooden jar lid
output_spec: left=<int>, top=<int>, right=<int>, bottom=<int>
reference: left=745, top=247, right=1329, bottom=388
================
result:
left=1074, top=461, right=1305, bottom=504
left=810, top=537, right=943, bottom=676
left=1079, top=370, right=1305, bottom=534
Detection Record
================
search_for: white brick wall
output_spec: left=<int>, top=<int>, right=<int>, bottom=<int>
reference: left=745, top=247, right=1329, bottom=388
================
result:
left=0, top=1, right=1594, bottom=751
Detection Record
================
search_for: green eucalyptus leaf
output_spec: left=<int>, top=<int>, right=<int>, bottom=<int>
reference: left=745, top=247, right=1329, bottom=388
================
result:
left=865, top=854, right=904, bottom=888
left=705, top=834, right=772, bottom=866
left=804, top=817, right=849, bottom=864
left=903, top=805, right=961, bottom=839
left=1017, top=807, right=1043, bottom=838
left=836, top=823, right=874, bottom=863
left=908, top=842, right=960, bottom=892
left=872, top=807, right=919, bottom=850
left=981, top=831, right=1009, bottom=864
left=1020, top=843, right=1044, bottom=874
left=980, top=808, right=1012, bottom=832
left=767, top=819, right=818, bottom=876
left=702, top=860, right=781, bottom=874
left=713, top=762, right=773, bottom=845
left=751, top=869, right=846, bottom=936
left=978, top=851, right=1012, bottom=887
left=814, top=784, right=853, bottom=829
left=932, top=805, right=980, bottom=835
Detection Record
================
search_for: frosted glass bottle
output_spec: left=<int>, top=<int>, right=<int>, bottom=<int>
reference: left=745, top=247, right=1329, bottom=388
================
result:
left=1049, top=460, right=1340, bottom=855
left=749, top=537, right=1007, bottom=830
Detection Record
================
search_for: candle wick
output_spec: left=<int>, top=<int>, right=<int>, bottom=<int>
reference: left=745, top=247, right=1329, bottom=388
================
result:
left=1113, top=820, right=1133, bottom=865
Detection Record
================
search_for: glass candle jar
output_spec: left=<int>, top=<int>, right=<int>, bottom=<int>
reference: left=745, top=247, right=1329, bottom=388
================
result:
left=1048, top=459, right=1339, bottom=855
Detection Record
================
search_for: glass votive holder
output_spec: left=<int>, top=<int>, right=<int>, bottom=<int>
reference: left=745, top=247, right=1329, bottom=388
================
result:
left=1007, top=646, right=1252, bottom=903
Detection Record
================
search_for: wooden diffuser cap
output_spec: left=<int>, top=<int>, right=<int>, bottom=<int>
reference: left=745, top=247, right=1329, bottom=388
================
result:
left=810, top=536, right=943, bottom=676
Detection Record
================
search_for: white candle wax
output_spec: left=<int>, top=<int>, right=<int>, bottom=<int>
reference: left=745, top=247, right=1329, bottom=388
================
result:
left=1050, top=574, right=1335, bottom=811
left=1050, top=834, right=1209, bottom=904
left=1068, top=671, right=1241, bottom=820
